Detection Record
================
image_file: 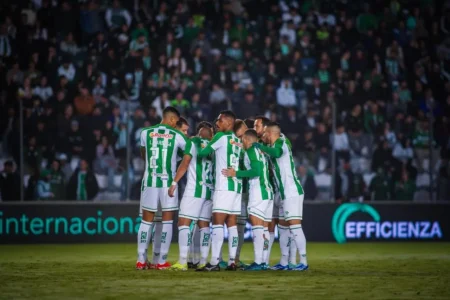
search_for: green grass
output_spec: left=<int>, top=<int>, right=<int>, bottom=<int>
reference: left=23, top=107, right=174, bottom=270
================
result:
left=0, top=243, right=450, bottom=300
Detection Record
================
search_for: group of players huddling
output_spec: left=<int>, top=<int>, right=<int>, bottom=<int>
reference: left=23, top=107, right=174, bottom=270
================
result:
left=136, top=106, right=308, bottom=271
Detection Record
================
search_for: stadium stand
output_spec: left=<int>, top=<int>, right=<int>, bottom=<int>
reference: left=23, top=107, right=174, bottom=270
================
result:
left=0, top=0, right=449, bottom=201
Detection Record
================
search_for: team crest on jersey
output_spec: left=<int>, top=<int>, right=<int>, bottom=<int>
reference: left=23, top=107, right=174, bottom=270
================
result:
left=150, top=132, right=173, bottom=139
left=229, top=140, right=242, bottom=147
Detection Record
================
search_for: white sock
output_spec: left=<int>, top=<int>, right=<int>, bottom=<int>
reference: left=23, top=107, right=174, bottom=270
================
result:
left=199, top=227, right=211, bottom=265
left=193, top=225, right=201, bottom=264
left=289, top=232, right=297, bottom=265
left=178, top=225, right=190, bottom=265
left=158, top=220, right=173, bottom=264
left=151, top=222, right=162, bottom=264
left=188, top=223, right=197, bottom=263
left=227, top=226, right=238, bottom=265
left=210, top=225, right=224, bottom=266
left=278, top=225, right=290, bottom=266
left=236, top=223, right=246, bottom=261
left=252, top=226, right=264, bottom=264
left=262, top=227, right=269, bottom=265
left=290, top=224, right=307, bottom=266
left=137, top=220, right=152, bottom=263
left=267, top=232, right=275, bottom=265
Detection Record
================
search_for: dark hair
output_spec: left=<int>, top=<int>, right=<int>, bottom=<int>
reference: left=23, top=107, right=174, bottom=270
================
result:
left=196, top=121, right=213, bottom=133
left=254, top=115, right=270, bottom=127
left=244, top=118, right=254, bottom=129
left=266, top=121, right=281, bottom=129
left=176, top=116, right=189, bottom=128
left=219, top=110, right=236, bottom=121
left=4, top=160, right=13, bottom=168
left=163, top=106, right=180, bottom=118
left=233, top=119, right=246, bottom=133
left=244, top=129, right=258, bottom=139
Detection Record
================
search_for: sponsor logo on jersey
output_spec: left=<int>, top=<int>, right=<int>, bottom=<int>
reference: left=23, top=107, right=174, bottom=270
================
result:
left=150, top=132, right=174, bottom=139
left=229, top=140, right=242, bottom=147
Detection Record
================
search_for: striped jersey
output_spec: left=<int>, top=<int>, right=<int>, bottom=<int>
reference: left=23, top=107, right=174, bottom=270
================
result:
left=269, top=137, right=304, bottom=200
left=243, top=146, right=273, bottom=201
left=140, top=124, right=191, bottom=188
left=209, top=131, right=243, bottom=192
left=184, top=137, right=213, bottom=200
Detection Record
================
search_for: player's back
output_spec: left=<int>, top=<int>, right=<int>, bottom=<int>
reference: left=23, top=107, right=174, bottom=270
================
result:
left=271, top=137, right=304, bottom=200
left=244, top=146, right=273, bottom=201
left=185, top=137, right=213, bottom=199
left=211, top=131, right=243, bottom=192
left=140, top=124, right=190, bottom=188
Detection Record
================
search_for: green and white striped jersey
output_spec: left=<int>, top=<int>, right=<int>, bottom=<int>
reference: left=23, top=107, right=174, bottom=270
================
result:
left=184, top=137, right=213, bottom=200
left=269, top=137, right=304, bottom=200
left=243, top=146, right=274, bottom=201
left=204, top=131, right=243, bottom=192
left=140, top=124, right=192, bottom=188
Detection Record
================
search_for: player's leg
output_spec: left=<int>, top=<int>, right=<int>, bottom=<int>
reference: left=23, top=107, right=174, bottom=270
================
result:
left=285, top=195, right=308, bottom=270
left=235, top=193, right=247, bottom=267
left=196, top=199, right=212, bottom=270
left=171, top=196, right=204, bottom=270
left=190, top=223, right=201, bottom=267
left=262, top=199, right=274, bottom=268
left=197, top=191, right=228, bottom=271
left=272, top=201, right=290, bottom=270
left=245, top=196, right=269, bottom=270
left=157, top=187, right=179, bottom=270
left=136, top=187, right=157, bottom=269
left=224, top=191, right=241, bottom=270
left=151, top=217, right=162, bottom=267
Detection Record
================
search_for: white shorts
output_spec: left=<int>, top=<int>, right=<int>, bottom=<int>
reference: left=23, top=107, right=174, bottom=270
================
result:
left=179, top=195, right=209, bottom=221
left=282, top=194, right=304, bottom=221
left=264, top=199, right=274, bottom=222
left=199, top=200, right=213, bottom=222
left=140, top=186, right=179, bottom=213
left=139, top=202, right=162, bottom=221
left=238, top=193, right=248, bottom=224
left=272, top=193, right=281, bottom=219
left=247, top=196, right=270, bottom=221
left=212, top=190, right=241, bottom=215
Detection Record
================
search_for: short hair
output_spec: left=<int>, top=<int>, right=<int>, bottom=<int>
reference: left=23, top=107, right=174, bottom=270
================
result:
left=266, top=121, right=281, bottom=131
left=163, top=106, right=180, bottom=118
left=176, top=116, right=189, bottom=128
left=244, top=129, right=258, bottom=140
left=196, top=121, right=213, bottom=133
left=219, top=110, right=236, bottom=121
left=244, top=118, right=254, bottom=129
left=4, top=160, right=13, bottom=168
left=233, top=119, right=246, bottom=133
left=254, top=115, right=270, bottom=127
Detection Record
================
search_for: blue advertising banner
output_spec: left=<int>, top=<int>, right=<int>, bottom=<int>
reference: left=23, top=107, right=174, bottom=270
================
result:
left=0, top=202, right=448, bottom=244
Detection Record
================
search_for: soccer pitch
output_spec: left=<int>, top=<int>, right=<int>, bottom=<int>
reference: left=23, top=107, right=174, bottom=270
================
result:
left=0, top=243, right=449, bottom=300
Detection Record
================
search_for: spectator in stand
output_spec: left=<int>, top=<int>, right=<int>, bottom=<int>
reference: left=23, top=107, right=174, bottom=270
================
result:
left=37, top=169, right=54, bottom=200
left=67, top=159, right=99, bottom=201
left=94, top=136, right=117, bottom=192
left=74, top=88, right=95, bottom=116
left=297, top=165, right=317, bottom=200
left=171, top=91, right=190, bottom=116
left=0, top=161, right=21, bottom=201
left=239, top=91, right=260, bottom=120
left=369, top=167, right=393, bottom=201
left=105, top=0, right=132, bottom=32
left=276, top=79, right=297, bottom=111
left=394, top=171, right=416, bottom=201
left=333, top=124, right=350, bottom=164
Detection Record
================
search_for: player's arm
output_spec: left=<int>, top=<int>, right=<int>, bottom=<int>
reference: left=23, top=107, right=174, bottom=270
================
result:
left=222, top=148, right=260, bottom=178
left=140, top=130, right=146, bottom=160
left=255, top=139, right=283, bottom=158
left=169, top=138, right=193, bottom=197
left=198, top=132, right=224, bottom=158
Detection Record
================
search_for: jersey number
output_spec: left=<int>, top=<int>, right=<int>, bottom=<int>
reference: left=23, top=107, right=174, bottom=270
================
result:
left=150, top=147, right=167, bottom=170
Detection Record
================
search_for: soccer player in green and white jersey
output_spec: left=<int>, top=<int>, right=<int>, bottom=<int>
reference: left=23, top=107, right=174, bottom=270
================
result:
left=136, top=107, right=193, bottom=270
left=168, top=121, right=215, bottom=271
left=255, top=122, right=308, bottom=271
left=196, top=111, right=243, bottom=272
left=233, top=119, right=249, bottom=269
left=222, top=129, right=274, bottom=271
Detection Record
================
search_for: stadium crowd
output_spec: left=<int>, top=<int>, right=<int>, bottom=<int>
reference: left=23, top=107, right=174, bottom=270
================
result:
left=0, top=0, right=450, bottom=201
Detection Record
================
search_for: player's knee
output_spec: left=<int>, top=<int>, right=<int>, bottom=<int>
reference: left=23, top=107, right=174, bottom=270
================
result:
left=198, top=221, right=209, bottom=228
left=162, top=211, right=174, bottom=221
left=177, top=217, right=191, bottom=227
left=142, top=210, right=154, bottom=222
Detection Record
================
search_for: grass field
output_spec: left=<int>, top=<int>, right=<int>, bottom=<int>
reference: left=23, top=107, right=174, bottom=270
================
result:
left=0, top=243, right=449, bottom=300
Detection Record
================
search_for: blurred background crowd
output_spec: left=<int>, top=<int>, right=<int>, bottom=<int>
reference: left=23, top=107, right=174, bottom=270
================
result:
left=0, top=0, right=450, bottom=202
